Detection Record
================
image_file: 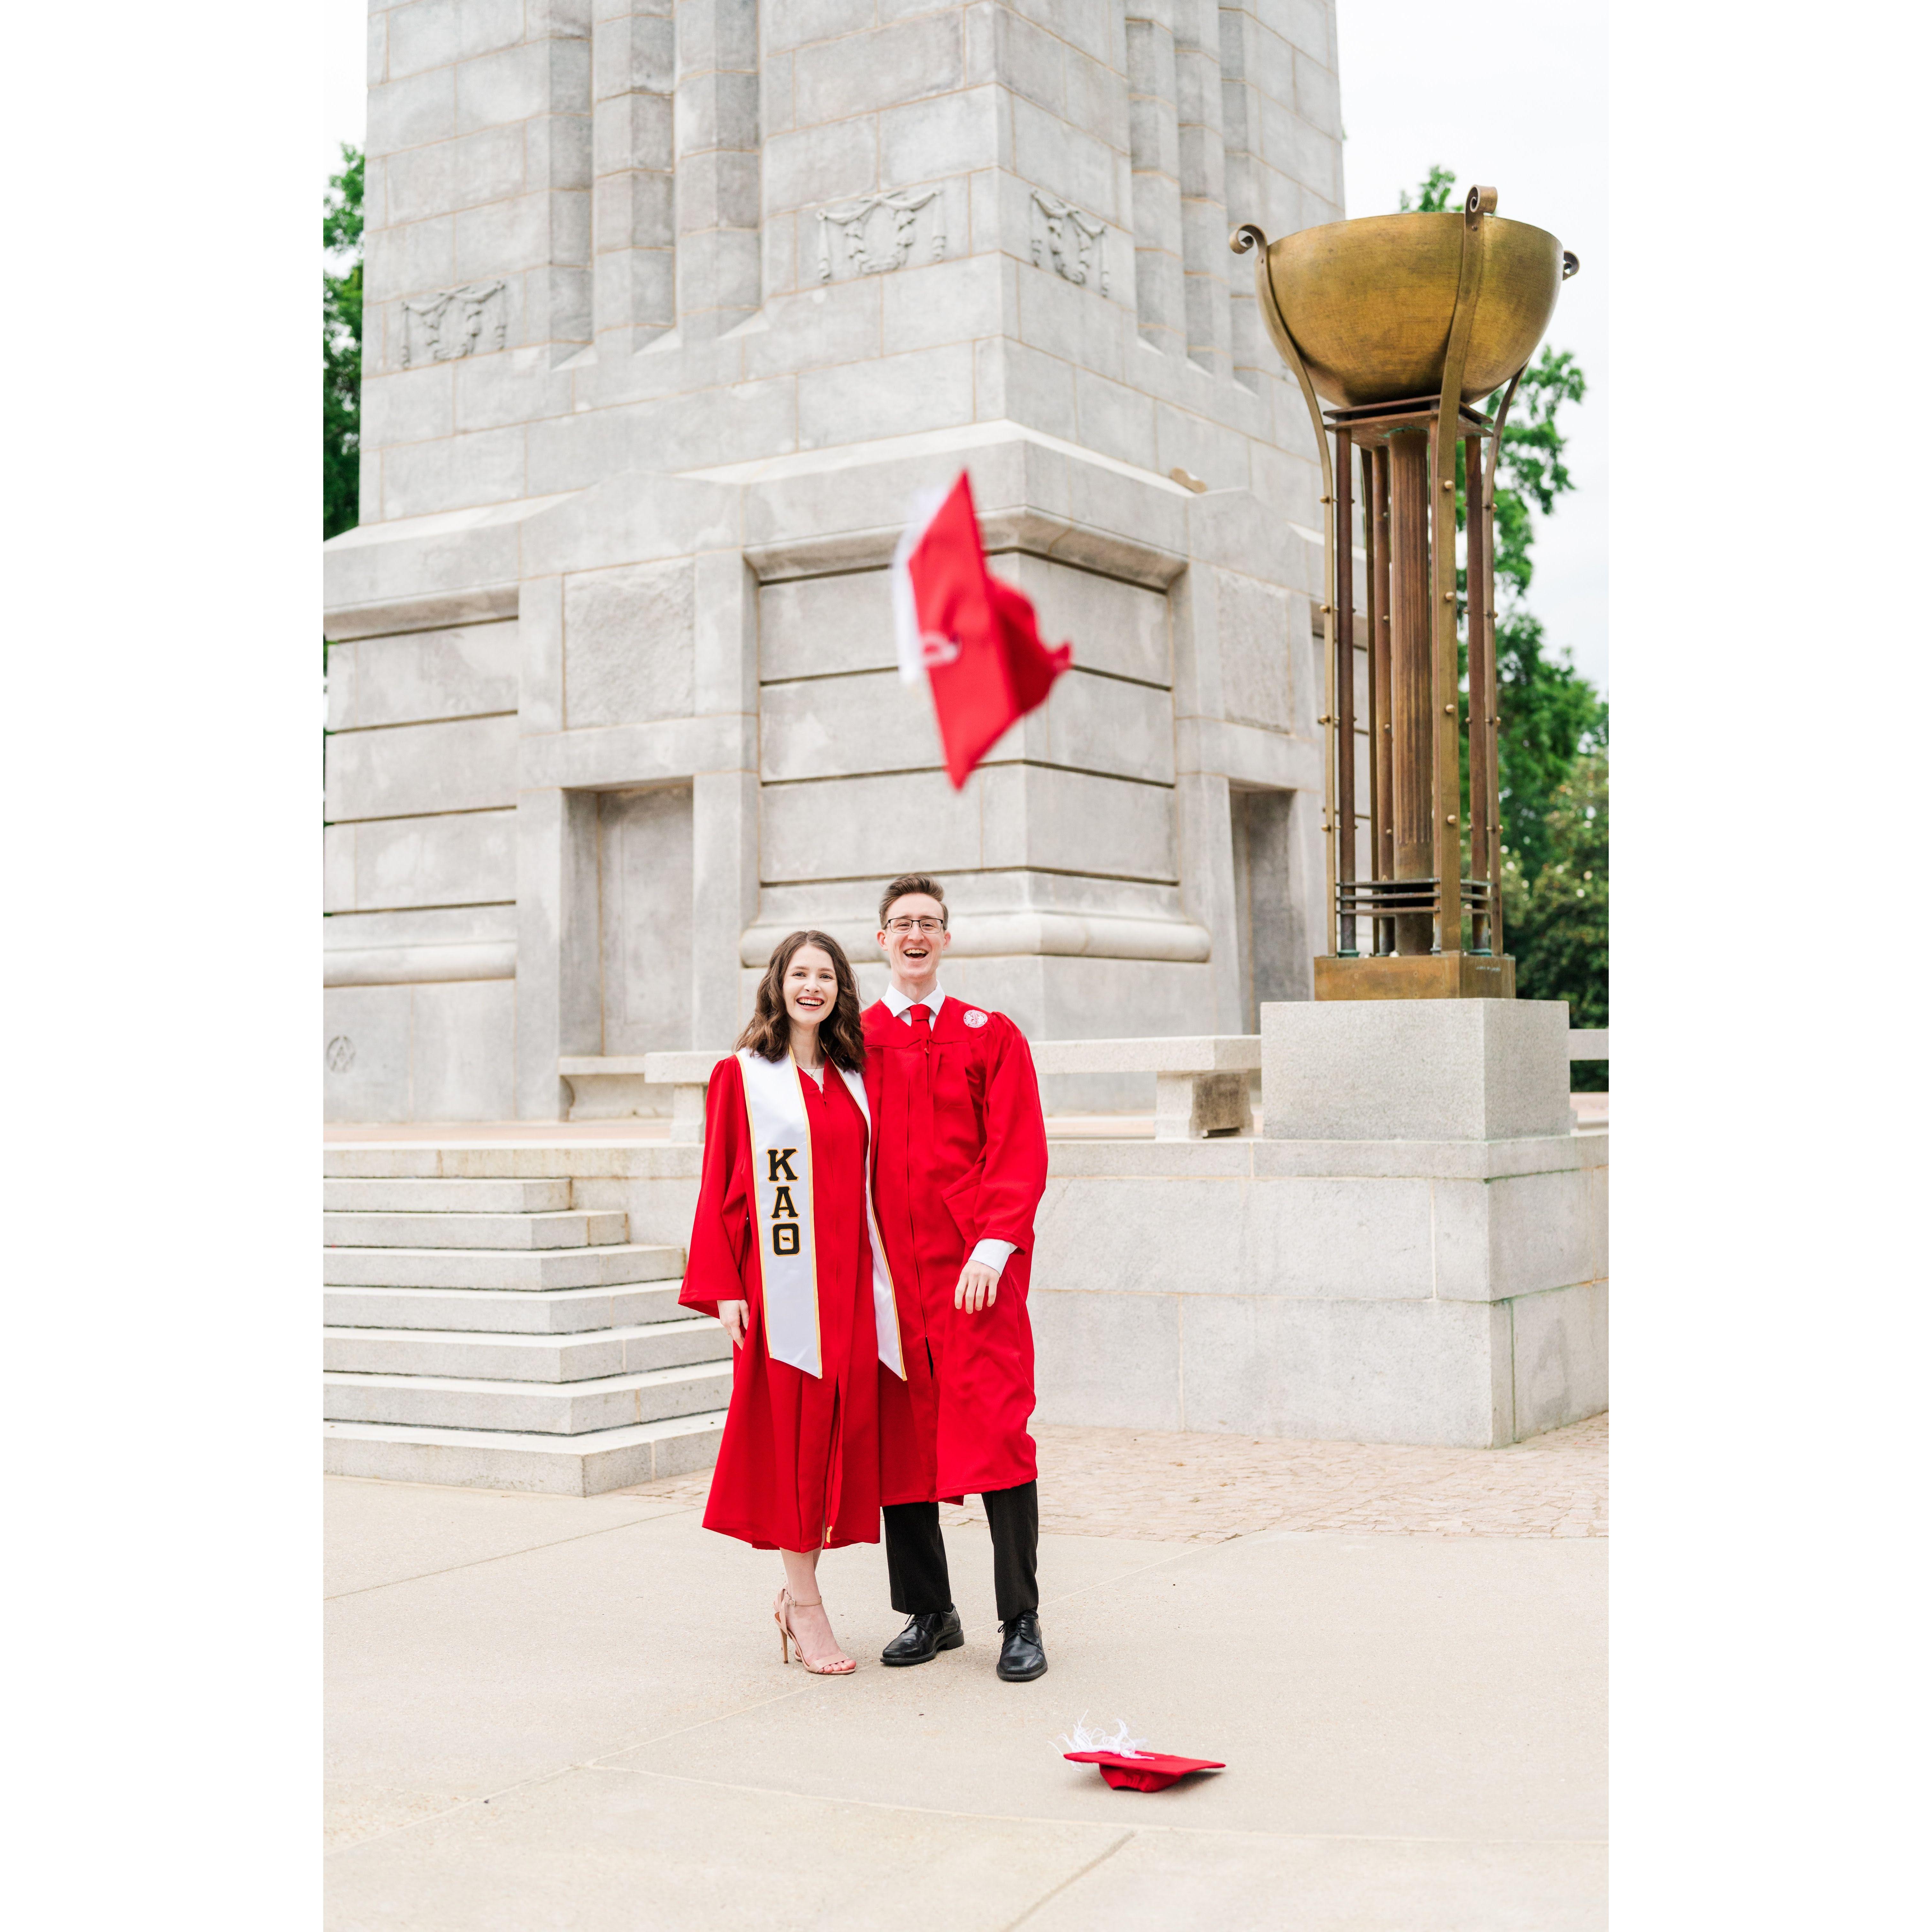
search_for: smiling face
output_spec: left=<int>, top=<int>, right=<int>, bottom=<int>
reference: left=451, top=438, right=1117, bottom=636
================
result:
left=878, top=891, right=950, bottom=996
left=782, top=944, right=840, bottom=1038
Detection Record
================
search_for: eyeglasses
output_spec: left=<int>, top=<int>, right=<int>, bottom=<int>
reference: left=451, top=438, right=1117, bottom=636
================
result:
left=884, top=916, right=947, bottom=934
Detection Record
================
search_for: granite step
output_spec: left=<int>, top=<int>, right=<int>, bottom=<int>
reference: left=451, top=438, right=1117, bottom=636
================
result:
left=324, top=1208, right=627, bottom=1251
left=324, top=1243, right=683, bottom=1291
left=323, top=1177, right=574, bottom=1214
left=324, top=1282, right=688, bottom=1335
left=324, top=1360, right=733, bottom=1435
left=323, top=1317, right=730, bottom=1383
left=323, top=1412, right=724, bottom=1496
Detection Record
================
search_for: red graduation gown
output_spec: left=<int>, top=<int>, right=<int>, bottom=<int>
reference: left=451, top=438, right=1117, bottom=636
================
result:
left=679, top=1054, right=882, bottom=1551
left=863, top=997, right=1050, bottom=1503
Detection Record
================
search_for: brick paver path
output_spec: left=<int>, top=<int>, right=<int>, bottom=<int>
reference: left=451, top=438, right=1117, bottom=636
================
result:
left=619, top=1412, right=1608, bottom=1541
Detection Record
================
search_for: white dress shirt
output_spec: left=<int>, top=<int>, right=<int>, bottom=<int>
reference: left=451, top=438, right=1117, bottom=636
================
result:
left=883, top=979, right=946, bottom=1025
left=883, top=979, right=1017, bottom=1280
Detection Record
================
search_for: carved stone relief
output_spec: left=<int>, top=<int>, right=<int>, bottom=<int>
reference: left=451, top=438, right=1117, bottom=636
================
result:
left=1029, top=191, right=1109, bottom=295
left=399, top=280, right=508, bottom=367
left=814, top=192, right=945, bottom=283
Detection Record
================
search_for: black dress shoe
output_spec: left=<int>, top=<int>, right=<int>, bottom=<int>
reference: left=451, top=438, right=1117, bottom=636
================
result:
left=996, top=1613, right=1046, bottom=1682
left=880, top=1609, right=964, bottom=1667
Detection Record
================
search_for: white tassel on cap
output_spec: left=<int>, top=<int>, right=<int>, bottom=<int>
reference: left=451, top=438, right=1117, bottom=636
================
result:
left=1056, top=1713, right=1148, bottom=1759
left=889, top=485, right=951, bottom=686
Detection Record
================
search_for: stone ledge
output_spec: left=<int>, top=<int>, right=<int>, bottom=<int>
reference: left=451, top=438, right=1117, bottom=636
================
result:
left=1045, top=1132, right=1588, bottom=1181
left=322, top=1413, right=723, bottom=1496
left=322, top=1318, right=728, bottom=1383
left=323, top=1241, right=685, bottom=1289
left=1029, top=1035, right=1260, bottom=1074
left=324, top=943, right=517, bottom=986
left=621, top=1034, right=1261, bottom=1144
left=735, top=912, right=1213, bottom=966
left=323, top=493, right=584, bottom=632
left=322, top=1206, right=628, bottom=1250
left=741, top=509, right=1190, bottom=593
left=324, top=1283, right=691, bottom=1336
left=516, top=714, right=756, bottom=791
left=320, top=1132, right=1598, bottom=1182
left=323, top=1144, right=706, bottom=1180
left=324, top=583, right=520, bottom=642
left=731, top=424, right=1194, bottom=589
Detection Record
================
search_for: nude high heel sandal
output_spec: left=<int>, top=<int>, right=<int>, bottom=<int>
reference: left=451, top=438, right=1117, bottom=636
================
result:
left=775, top=1589, right=857, bottom=1675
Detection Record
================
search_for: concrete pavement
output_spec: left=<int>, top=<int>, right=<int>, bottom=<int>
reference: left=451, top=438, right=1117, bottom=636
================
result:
left=326, top=1474, right=1606, bottom=1929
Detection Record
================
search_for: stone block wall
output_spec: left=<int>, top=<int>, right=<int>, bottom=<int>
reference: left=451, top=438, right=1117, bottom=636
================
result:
left=1029, top=1130, right=1610, bottom=1447
left=329, top=0, right=1345, bottom=1122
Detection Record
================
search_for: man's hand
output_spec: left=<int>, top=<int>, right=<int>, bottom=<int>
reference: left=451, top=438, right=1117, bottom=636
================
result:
left=718, top=1299, right=748, bottom=1348
left=954, top=1261, right=1000, bottom=1315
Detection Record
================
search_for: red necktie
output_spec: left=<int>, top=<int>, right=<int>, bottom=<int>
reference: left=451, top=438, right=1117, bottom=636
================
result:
left=906, top=1005, right=936, bottom=1215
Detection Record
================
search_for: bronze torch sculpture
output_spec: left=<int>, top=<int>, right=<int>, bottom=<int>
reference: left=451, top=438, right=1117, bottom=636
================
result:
left=1233, top=191, right=1577, bottom=999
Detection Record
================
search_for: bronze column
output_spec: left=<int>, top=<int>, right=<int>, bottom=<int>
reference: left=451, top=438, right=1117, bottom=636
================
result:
left=1386, top=429, right=1434, bottom=955
left=1429, top=423, right=1460, bottom=955
left=1463, top=431, right=1491, bottom=952
left=1335, top=430, right=1357, bottom=954
left=1369, top=443, right=1394, bottom=954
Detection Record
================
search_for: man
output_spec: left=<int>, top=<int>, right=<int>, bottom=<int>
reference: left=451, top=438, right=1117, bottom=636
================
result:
left=863, top=873, right=1050, bottom=1682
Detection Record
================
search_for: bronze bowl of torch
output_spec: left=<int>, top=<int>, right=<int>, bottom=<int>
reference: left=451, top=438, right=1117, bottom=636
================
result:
left=1247, top=204, right=1577, bottom=408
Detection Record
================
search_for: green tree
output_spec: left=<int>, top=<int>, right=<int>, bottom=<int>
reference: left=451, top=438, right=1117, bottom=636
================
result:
left=1502, top=752, right=1608, bottom=1085
left=1398, top=164, right=1459, bottom=214
left=324, top=145, right=364, bottom=540
left=1481, top=345, right=1605, bottom=879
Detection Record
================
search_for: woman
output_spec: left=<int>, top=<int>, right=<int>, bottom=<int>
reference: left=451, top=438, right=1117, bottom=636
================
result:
left=680, top=931, right=905, bottom=1675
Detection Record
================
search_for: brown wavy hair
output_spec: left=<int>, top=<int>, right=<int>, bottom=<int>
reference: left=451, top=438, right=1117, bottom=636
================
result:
left=735, top=930, right=867, bottom=1071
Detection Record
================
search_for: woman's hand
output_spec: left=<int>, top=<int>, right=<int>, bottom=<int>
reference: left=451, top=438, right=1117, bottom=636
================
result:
left=718, top=1300, right=748, bottom=1348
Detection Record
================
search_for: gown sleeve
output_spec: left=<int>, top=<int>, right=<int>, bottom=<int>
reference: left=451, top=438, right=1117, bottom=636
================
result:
left=678, top=1057, right=753, bottom=1318
left=959, top=1018, right=1050, bottom=1255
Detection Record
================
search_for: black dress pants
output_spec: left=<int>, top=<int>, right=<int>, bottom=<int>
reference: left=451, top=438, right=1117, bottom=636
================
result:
left=884, top=1482, right=1039, bottom=1624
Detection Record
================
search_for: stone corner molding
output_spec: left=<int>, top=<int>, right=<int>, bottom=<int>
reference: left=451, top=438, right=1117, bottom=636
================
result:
left=323, top=581, right=520, bottom=642
left=1029, top=191, right=1108, bottom=296
left=399, top=279, right=509, bottom=368
left=323, top=941, right=516, bottom=988
left=738, top=911, right=1208, bottom=968
left=814, top=192, right=946, bottom=283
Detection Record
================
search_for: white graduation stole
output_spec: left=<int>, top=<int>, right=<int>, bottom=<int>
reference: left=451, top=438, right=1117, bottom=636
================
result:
left=737, top=1049, right=906, bottom=1382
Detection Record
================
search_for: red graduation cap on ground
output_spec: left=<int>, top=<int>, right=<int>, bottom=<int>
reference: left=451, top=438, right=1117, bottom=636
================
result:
left=891, top=471, right=1073, bottom=788
left=1063, top=1749, right=1227, bottom=1792
left=1058, top=1717, right=1224, bottom=1792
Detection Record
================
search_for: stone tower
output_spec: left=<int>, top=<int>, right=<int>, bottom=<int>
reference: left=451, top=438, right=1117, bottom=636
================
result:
left=324, top=0, right=1345, bottom=1121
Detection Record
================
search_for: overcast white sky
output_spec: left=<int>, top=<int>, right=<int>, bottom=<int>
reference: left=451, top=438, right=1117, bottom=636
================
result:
left=322, top=0, right=1607, bottom=693
left=323, top=2, right=364, bottom=194
left=1336, top=0, right=1608, bottom=695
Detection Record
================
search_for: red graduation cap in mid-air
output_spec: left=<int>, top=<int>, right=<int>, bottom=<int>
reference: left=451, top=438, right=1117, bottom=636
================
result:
left=892, top=471, right=1073, bottom=788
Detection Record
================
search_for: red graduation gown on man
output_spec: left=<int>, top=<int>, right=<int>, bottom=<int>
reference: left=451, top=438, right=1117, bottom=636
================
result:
left=864, top=994, right=1049, bottom=1505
